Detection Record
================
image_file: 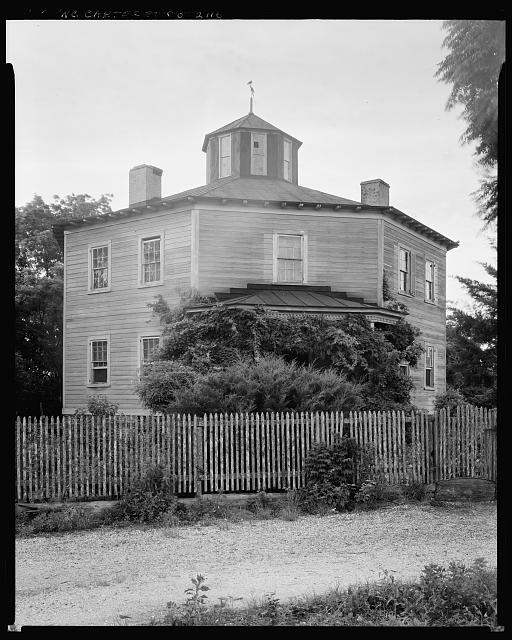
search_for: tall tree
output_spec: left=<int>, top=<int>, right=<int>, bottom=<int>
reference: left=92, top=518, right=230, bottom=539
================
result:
left=15, top=193, right=113, bottom=416
left=446, top=261, right=497, bottom=406
left=436, top=20, right=505, bottom=228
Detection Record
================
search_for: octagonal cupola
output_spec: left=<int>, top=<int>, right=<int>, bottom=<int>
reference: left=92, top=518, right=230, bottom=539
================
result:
left=202, top=111, right=302, bottom=185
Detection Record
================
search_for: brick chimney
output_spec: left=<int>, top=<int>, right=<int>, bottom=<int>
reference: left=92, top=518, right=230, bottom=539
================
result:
left=129, top=165, right=163, bottom=206
left=360, top=179, right=390, bottom=206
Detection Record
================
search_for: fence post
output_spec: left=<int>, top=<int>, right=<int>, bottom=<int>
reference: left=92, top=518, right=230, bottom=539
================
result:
left=194, top=416, right=204, bottom=501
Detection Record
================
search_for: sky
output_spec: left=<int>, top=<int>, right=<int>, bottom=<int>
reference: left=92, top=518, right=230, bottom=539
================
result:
left=7, top=19, right=497, bottom=309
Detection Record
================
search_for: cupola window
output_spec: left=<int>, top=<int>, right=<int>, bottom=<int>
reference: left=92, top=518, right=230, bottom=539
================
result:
left=283, top=139, right=292, bottom=181
left=219, top=134, right=231, bottom=178
left=251, top=133, right=267, bottom=175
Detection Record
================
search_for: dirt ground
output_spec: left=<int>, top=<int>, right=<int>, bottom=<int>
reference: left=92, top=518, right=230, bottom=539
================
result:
left=15, top=502, right=497, bottom=627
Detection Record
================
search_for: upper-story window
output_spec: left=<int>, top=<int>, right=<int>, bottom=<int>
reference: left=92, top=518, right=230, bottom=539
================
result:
left=283, top=139, right=292, bottom=181
left=399, top=247, right=411, bottom=293
left=274, top=234, right=305, bottom=283
left=140, top=235, right=163, bottom=286
left=251, top=132, right=267, bottom=175
left=219, top=134, right=231, bottom=178
left=88, top=241, right=111, bottom=293
left=425, top=345, right=435, bottom=388
left=425, top=260, right=435, bottom=302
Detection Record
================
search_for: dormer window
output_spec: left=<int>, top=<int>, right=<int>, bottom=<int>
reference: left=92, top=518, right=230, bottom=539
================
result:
left=283, top=139, right=292, bottom=181
left=219, top=134, right=231, bottom=178
left=251, top=133, right=267, bottom=175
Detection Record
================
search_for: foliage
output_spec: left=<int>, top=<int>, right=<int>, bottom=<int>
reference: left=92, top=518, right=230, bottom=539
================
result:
left=446, top=260, right=496, bottom=408
left=298, top=435, right=374, bottom=514
left=354, top=477, right=404, bottom=508
left=116, top=462, right=177, bottom=523
left=74, top=395, right=120, bottom=418
left=20, top=505, right=104, bottom=534
left=434, top=388, right=467, bottom=412
left=436, top=20, right=504, bottom=228
left=15, top=193, right=113, bottom=416
left=138, top=355, right=364, bottom=415
left=139, top=304, right=422, bottom=413
left=153, top=559, right=497, bottom=627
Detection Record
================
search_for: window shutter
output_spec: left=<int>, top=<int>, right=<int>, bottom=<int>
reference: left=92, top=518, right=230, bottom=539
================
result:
left=394, top=244, right=399, bottom=292
left=410, top=252, right=416, bottom=296
left=434, top=263, right=439, bottom=303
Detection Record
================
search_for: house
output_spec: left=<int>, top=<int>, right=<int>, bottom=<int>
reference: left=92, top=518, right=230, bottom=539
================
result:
left=53, top=108, right=458, bottom=414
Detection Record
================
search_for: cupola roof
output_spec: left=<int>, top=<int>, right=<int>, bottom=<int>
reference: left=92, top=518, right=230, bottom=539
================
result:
left=202, top=111, right=302, bottom=152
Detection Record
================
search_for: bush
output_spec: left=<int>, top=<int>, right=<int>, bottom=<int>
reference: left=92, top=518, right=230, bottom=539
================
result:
left=354, top=478, right=403, bottom=508
left=138, top=355, right=364, bottom=415
left=297, top=435, right=373, bottom=514
left=434, top=388, right=467, bottom=412
left=27, top=505, right=104, bottom=533
left=75, top=394, right=120, bottom=417
left=116, top=462, right=177, bottom=523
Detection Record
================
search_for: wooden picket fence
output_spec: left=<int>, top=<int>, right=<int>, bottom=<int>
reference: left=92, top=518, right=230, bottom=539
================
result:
left=15, top=406, right=497, bottom=503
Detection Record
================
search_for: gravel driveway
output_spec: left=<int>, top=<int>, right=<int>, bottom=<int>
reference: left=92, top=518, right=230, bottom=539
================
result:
left=15, top=502, right=497, bottom=627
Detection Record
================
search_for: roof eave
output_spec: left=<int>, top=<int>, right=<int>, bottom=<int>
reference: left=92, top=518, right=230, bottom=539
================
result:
left=53, top=194, right=458, bottom=252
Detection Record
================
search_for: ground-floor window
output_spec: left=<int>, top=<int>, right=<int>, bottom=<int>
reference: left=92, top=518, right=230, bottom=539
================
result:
left=88, top=337, right=110, bottom=386
left=425, top=345, right=435, bottom=388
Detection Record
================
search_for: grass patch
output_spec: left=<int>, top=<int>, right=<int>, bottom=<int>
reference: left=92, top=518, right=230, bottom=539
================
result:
left=151, top=559, right=498, bottom=627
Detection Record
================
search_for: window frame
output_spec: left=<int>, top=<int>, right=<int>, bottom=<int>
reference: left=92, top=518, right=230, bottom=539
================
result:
left=398, top=246, right=411, bottom=295
left=273, top=233, right=308, bottom=284
left=424, top=344, right=435, bottom=389
left=218, top=133, right=232, bottom=178
left=250, top=132, right=267, bottom=175
left=87, top=240, right=112, bottom=293
left=87, top=335, right=111, bottom=387
left=283, top=138, right=292, bottom=182
left=138, top=334, right=161, bottom=380
left=425, top=259, right=436, bottom=303
left=399, top=362, right=410, bottom=377
left=138, top=233, right=164, bottom=287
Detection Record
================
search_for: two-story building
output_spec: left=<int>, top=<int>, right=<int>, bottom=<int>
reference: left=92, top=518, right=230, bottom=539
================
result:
left=53, top=109, right=458, bottom=414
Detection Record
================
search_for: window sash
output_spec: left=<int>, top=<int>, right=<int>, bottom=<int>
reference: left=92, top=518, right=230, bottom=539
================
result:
left=399, top=248, right=410, bottom=292
left=276, top=235, right=303, bottom=282
left=219, top=134, right=231, bottom=177
left=141, top=337, right=160, bottom=364
left=425, top=346, right=434, bottom=387
left=142, top=238, right=161, bottom=283
left=91, top=245, right=109, bottom=289
left=425, top=261, right=435, bottom=300
left=91, top=340, right=108, bottom=384
left=283, top=139, right=292, bottom=181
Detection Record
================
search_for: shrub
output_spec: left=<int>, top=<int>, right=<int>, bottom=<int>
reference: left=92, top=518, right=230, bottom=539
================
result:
left=28, top=505, right=104, bottom=533
left=139, top=355, right=364, bottom=415
left=434, top=388, right=467, bottom=412
left=116, top=462, right=177, bottom=523
left=75, top=395, right=120, bottom=417
left=354, top=478, right=403, bottom=508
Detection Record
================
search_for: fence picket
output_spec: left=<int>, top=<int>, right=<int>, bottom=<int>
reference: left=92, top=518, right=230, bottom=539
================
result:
left=255, top=413, right=260, bottom=491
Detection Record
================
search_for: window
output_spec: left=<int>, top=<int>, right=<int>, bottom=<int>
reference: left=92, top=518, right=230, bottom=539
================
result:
left=219, top=134, right=231, bottom=178
left=251, top=133, right=267, bottom=175
left=399, top=362, right=410, bottom=377
left=283, top=139, right=292, bottom=181
left=425, top=260, right=435, bottom=302
left=88, top=242, right=111, bottom=292
left=425, top=345, right=435, bottom=388
left=140, top=236, right=163, bottom=285
left=399, top=248, right=410, bottom=293
left=89, top=338, right=109, bottom=385
left=141, top=336, right=160, bottom=366
left=275, top=234, right=304, bottom=283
